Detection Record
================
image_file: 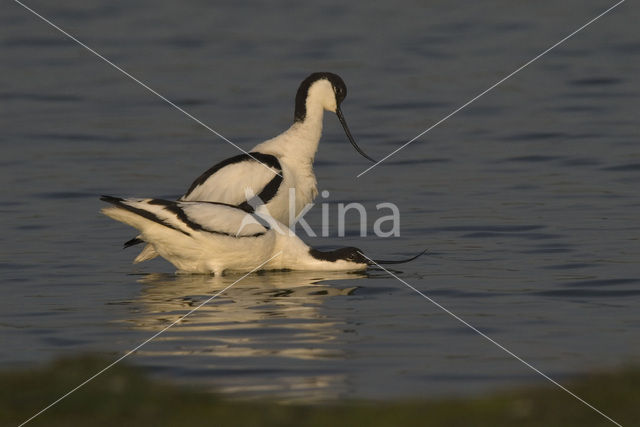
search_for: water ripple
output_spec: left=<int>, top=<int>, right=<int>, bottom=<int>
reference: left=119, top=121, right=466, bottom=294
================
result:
left=461, top=232, right=561, bottom=240
left=536, top=289, right=640, bottom=298
left=569, top=77, right=622, bottom=86
left=501, top=155, right=560, bottom=163
left=368, top=101, right=447, bottom=110
left=561, top=278, right=639, bottom=288
left=503, top=132, right=567, bottom=141
left=0, top=92, right=82, bottom=102
left=33, top=191, right=97, bottom=200
left=602, top=163, right=640, bottom=172
left=433, top=225, right=544, bottom=233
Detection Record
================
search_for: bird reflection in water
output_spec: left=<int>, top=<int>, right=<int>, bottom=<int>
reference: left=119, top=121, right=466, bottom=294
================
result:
left=122, top=270, right=367, bottom=402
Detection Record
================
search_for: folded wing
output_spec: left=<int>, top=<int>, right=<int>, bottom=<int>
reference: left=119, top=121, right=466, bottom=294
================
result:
left=181, top=153, right=283, bottom=208
left=101, top=196, right=268, bottom=238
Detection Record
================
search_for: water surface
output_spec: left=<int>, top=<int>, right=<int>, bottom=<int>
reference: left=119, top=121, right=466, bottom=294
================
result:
left=1, top=0, right=639, bottom=404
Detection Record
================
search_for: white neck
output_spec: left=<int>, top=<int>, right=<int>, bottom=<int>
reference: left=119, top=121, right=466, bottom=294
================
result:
left=287, top=102, right=325, bottom=160
left=252, top=109, right=324, bottom=164
left=252, top=79, right=335, bottom=163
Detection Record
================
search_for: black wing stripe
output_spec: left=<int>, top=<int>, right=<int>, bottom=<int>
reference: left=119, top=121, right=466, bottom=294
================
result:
left=123, top=237, right=144, bottom=248
left=101, top=196, right=190, bottom=236
left=122, top=158, right=277, bottom=247
left=183, top=152, right=282, bottom=199
left=309, top=247, right=358, bottom=262
left=256, top=172, right=283, bottom=205
left=153, top=199, right=266, bottom=238
left=237, top=201, right=252, bottom=212
left=237, top=172, right=283, bottom=212
left=102, top=196, right=267, bottom=238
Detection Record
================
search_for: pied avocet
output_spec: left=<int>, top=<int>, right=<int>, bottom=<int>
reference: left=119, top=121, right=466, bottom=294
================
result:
left=127, top=72, right=375, bottom=263
left=102, top=196, right=422, bottom=275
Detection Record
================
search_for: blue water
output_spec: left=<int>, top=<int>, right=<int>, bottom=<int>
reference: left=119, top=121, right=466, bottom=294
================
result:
left=1, top=0, right=639, bottom=405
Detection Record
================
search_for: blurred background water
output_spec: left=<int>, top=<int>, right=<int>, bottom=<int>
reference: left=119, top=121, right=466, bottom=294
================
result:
left=1, top=0, right=639, bottom=404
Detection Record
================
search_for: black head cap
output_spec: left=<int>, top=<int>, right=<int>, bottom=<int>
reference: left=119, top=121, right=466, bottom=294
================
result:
left=294, top=72, right=347, bottom=122
left=309, top=246, right=368, bottom=265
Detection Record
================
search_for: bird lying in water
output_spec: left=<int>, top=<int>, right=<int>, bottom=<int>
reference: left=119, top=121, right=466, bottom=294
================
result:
left=100, top=196, right=423, bottom=275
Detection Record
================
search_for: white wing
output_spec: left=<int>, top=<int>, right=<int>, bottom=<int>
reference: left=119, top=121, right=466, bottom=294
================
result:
left=101, top=197, right=268, bottom=238
left=124, top=152, right=282, bottom=263
left=181, top=153, right=282, bottom=206
left=178, top=201, right=268, bottom=237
